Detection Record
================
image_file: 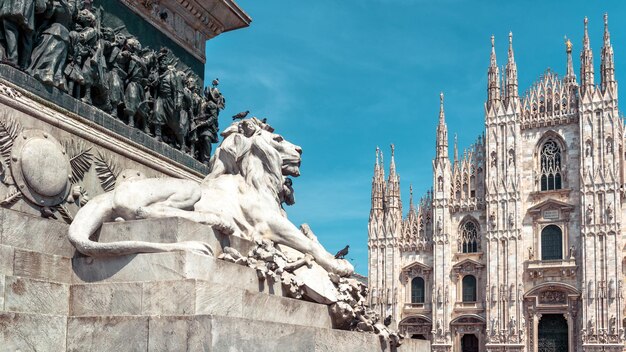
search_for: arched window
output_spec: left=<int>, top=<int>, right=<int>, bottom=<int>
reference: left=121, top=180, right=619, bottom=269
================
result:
left=462, top=275, right=477, bottom=302
left=411, top=277, right=425, bottom=303
left=541, top=225, right=563, bottom=260
left=540, top=139, right=563, bottom=191
left=460, top=220, right=479, bottom=253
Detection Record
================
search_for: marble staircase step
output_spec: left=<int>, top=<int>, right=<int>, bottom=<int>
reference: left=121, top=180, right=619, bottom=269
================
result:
left=65, top=314, right=390, bottom=352
left=71, top=251, right=268, bottom=290
left=69, top=279, right=332, bottom=329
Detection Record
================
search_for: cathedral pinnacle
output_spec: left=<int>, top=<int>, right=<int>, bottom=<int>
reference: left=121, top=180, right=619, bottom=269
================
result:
left=487, top=35, right=500, bottom=108
left=389, top=144, right=397, bottom=179
left=439, top=92, right=445, bottom=122
left=580, top=16, right=594, bottom=93
left=583, top=17, right=589, bottom=49
left=505, top=31, right=518, bottom=101
left=564, top=35, right=577, bottom=88
left=436, top=93, right=448, bottom=160
left=601, top=13, right=615, bottom=93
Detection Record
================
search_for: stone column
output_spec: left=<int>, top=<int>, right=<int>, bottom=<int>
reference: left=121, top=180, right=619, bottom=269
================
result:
left=564, top=312, right=573, bottom=352
left=533, top=313, right=541, bottom=352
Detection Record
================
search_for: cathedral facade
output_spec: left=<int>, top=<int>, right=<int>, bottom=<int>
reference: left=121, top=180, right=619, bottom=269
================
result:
left=367, top=16, right=626, bottom=352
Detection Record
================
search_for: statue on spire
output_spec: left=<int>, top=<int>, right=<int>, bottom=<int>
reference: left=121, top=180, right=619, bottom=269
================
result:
left=565, top=36, right=573, bottom=53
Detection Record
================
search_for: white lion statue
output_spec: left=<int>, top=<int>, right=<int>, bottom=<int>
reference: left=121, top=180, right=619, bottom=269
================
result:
left=68, top=118, right=354, bottom=277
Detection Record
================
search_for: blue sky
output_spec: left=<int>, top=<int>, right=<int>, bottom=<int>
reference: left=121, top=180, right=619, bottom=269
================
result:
left=205, top=1, right=626, bottom=275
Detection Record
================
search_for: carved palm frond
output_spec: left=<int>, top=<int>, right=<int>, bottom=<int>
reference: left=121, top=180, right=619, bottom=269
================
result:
left=55, top=204, right=74, bottom=224
left=0, top=187, right=22, bottom=207
left=63, top=140, right=93, bottom=184
left=94, top=151, right=119, bottom=192
left=0, top=115, right=22, bottom=167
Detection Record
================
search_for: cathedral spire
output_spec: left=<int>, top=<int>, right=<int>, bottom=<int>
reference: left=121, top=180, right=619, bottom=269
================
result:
left=505, top=32, right=518, bottom=101
left=453, top=133, right=459, bottom=164
left=564, top=36, right=576, bottom=86
left=385, top=144, right=401, bottom=212
left=487, top=35, right=500, bottom=109
left=409, top=185, right=415, bottom=212
left=601, top=13, right=616, bottom=93
left=389, top=144, right=396, bottom=179
left=580, top=17, right=595, bottom=94
left=436, top=92, right=449, bottom=160
left=371, top=146, right=384, bottom=212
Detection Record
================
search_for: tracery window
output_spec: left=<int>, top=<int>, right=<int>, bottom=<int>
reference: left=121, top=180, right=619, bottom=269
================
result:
left=540, top=139, right=562, bottom=191
left=462, top=275, right=477, bottom=302
left=411, top=277, right=425, bottom=303
left=541, top=225, right=562, bottom=260
left=459, top=220, right=479, bottom=253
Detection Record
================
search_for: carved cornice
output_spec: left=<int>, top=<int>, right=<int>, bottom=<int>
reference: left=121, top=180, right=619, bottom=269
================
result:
left=120, top=0, right=251, bottom=62
left=527, top=197, right=575, bottom=222
left=452, top=258, right=484, bottom=276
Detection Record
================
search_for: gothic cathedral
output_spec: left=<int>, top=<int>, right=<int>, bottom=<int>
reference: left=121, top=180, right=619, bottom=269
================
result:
left=368, top=16, right=626, bottom=352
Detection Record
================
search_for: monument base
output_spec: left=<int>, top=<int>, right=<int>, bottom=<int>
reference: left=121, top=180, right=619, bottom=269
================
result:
left=0, top=209, right=430, bottom=351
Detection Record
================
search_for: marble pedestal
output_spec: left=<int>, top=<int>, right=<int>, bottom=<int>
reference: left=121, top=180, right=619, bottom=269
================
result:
left=0, top=209, right=430, bottom=351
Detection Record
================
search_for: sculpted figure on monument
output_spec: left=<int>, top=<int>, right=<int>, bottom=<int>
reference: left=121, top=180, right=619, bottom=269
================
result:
left=102, top=27, right=128, bottom=117
left=0, top=0, right=47, bottom=68
left=123, top=37, right=150, bottom=131
left=28, top=0, right=74, bottom=89
left=67, top=8, right=98, bottom=102
left=68, top=118, right=354, bottom=277
left=0, top=0, right=216, bottom=163
left=189, top=78, right=222, bottom=164
left=152, top=48, right=188, bottom=151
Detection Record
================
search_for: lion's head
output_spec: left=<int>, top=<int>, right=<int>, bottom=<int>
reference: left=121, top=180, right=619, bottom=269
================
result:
left=207, top=118, right=302, bottom=198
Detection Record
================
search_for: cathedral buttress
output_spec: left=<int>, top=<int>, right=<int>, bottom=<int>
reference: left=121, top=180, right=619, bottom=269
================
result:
left=383, top=144, right=402, bottom=325
left=431, top=92, right=453, bottom=350
left=484, top=33, right=524, bottom=350
left=578, top=15, right=625, bottom=350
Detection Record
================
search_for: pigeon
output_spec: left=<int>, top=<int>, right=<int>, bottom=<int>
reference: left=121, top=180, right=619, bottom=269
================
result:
left=159, top=10, right=168, bottom=21
left=232, top=110, right=250, bottom=120
left=384, top=315, right=392, bottom=327
left=334, top=245, right=349, bottom=259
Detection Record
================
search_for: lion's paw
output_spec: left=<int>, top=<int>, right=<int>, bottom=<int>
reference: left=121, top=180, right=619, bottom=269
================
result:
left=212, top=220, right=235, bottom=235
left=199, top=215, right=235, bottom=235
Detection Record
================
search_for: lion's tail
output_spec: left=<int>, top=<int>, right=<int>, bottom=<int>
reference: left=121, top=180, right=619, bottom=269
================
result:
left=68, top=193, right=116, bottom=257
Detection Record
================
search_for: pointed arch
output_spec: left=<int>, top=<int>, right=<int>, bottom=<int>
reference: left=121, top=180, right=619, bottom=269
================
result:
left=458, top=216, right=480, bottom=253
left=536, top=131, right=566, bottom=191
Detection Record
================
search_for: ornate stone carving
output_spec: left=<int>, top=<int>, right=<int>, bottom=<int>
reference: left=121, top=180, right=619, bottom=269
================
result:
left=538, top=290, right=566, bottom=304
left=94, top=150, right=120, bottom=192
left=0, top=1, right=226, bottom=164
left=10, top=129, right=71, bottom=207
left=69, top=118, right=353, bottom=277
left=63, top=140, right=94, bottom=184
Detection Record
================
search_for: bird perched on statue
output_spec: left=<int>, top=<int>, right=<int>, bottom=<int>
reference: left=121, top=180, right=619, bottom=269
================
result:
left=232, top=110, right=250, bottom=120
left=334, top=245, right=349, bottom=259
left=384, top=315, right=392, bottom=327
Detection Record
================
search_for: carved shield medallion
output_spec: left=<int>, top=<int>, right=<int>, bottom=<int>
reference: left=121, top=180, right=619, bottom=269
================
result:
left=11, top=130, right=71, bottom=206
